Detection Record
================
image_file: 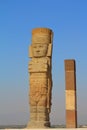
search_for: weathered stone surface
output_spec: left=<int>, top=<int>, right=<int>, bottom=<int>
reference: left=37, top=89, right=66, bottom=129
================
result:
left=65, top=90, right=76, bottom=110
left=27, top=28, right=53, bottom=128
left=66, top=110, right=77, bottom=128
left=64, top=60, right=77, bottom=128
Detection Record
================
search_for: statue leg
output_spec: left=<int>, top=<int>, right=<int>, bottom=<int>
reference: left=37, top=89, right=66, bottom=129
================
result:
left=27, top=97, right=37, bottom=128
left=36, top=94, right=50, bottom=128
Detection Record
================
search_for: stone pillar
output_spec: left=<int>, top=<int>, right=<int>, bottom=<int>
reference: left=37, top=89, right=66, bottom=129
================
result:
left=64, top=59, right=77, bottom=128
left=27, top=28, right=53, bottom=128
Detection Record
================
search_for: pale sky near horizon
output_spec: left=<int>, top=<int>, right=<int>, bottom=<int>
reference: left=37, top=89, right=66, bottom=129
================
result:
left=0, top=0, right=87, bottom=126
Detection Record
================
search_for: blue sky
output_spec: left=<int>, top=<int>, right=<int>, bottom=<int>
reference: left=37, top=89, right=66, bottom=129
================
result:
left=0, top=0, right=87, bottom=126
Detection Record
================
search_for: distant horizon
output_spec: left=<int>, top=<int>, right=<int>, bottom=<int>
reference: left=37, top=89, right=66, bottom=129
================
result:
left=0, top=124, right=87, bottom=129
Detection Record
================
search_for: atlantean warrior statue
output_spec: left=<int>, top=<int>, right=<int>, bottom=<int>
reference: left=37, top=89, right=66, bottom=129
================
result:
left=27, top=28, right=53, bottom=128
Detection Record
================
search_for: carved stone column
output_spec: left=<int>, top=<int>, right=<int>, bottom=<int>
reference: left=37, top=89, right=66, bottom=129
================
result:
left=27, top=28, right=53, bottom=128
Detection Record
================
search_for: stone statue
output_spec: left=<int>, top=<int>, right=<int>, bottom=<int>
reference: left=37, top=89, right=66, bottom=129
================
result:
left=27, top=28, right=53, bottom=128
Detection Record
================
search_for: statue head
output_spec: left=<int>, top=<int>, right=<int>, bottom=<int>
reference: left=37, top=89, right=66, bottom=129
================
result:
left=29, top=28, right=53, bottom=58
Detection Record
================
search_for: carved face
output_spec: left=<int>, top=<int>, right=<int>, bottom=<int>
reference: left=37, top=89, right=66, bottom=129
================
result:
left=32, top=43, right=48, bottom=57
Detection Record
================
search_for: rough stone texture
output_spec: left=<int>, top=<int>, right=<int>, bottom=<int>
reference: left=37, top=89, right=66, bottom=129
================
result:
left=64, top=60, right=77, bottom=128
left=66, top=110, right=77, bottom=128
left=27, top=28, right=53, bottom=128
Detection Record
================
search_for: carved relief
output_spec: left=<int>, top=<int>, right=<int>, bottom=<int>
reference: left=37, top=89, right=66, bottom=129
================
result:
left=27, top=28, right=53, bottom=128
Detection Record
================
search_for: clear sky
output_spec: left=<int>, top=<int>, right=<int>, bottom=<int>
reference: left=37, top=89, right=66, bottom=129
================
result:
left=0, top=0, right=87, bottom=126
